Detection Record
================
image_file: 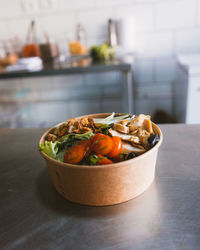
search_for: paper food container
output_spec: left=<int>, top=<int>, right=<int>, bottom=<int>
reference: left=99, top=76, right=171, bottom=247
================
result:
left=39, top=113, right=163, bottom=206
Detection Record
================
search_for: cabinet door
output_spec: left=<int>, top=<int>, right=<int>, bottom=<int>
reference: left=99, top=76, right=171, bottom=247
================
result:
left=186, top=77, right=200, bottom=124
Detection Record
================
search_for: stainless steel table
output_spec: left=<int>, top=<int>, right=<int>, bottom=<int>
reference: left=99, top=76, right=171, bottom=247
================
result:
left=0, top=124, right=200, bottom=250
left=0, top=60, right=133, bottom=114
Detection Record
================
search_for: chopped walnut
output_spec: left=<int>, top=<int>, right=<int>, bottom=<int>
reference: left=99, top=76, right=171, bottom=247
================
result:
left=67, top=117, right=97, bottom=134
left=93, top=127, right=102, bottom=133
left=80, top=127, right=92, bottom=133
left=53, top=127, right=60, bottom=136
left=59, top=126, right=68, bottom=137
left=88, top=118, right=96, bottom=129
left=47, top=133, right=57, bottom=142
left=80, top=118, right=89, bottom=127
left=52, top=122, right=68, bottom=137
left=68, top=119, right=76, bottom=133
left=74, top=126, right=92, bottom=134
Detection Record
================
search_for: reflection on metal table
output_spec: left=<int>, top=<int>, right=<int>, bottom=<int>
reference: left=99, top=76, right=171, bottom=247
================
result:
left=0, top=124, right=200, bottom=249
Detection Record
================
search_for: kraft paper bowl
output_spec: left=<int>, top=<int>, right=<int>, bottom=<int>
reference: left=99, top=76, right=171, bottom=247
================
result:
left=39, top=113, right=163, bottom=206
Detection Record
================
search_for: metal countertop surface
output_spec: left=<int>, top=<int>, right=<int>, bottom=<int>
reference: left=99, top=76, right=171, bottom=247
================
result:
left=0, top=60, right=131, bottom=80
left=0, top=124, right=200, bottom=250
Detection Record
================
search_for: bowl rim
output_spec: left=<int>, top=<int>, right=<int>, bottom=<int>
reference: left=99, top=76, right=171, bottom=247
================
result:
left=38, top=113, right=163, bottom=170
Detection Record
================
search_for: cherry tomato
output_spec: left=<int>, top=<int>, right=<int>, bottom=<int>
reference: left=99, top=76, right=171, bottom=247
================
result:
left=91, top=133, right=113, bottom=155
left=90, top=133, right=101, bottom=144
left=96, top=154, right=113, bottom=165
left=77, top=140, right=92, bottom=157
left=107, top=136, right=122, bottom=158
left=64, top=145, right=85, bottom=164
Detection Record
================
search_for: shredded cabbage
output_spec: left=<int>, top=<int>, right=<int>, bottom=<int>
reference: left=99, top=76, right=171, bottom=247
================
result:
left=94, top=113, right=132, bottom=125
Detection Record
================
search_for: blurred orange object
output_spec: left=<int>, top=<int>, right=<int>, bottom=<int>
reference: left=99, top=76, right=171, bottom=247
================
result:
left=72, top=58, right=90, bottom=67
left=22, top=44, right=40, bottom=57
left=0, top=54, right=18, bottom=67
left=69, top=41, right=87, bottom=55
left=22, top=20, right=41, bottom=58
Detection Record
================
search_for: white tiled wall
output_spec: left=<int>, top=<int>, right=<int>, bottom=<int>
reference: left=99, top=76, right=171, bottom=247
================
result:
left=155, top=58, right=176, bottom=82
left=115, top=3, right=154, bottom=32
left=155, top=0, right=196, bottom=30
left=134, top=60, right=154, bottom=83
left=135, top=32, right=174, bottom=58
left=175, top=28, right=200, bottom=54
left=1, top=0, right=199, bottom=56
left=1, top=0, right=200, bottom=123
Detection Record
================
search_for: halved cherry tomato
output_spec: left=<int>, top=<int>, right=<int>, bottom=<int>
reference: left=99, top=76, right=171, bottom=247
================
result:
left=107, top=136, right=122, bottom=158
left=64, top=145, right=85, bottom=164
left=77, top=140, right=92, bottom=157
left=91, top=133, right=113, bottom=155
left=96, top=154, right=113, bottom=165
left=90, top=133, right=101, bottom=144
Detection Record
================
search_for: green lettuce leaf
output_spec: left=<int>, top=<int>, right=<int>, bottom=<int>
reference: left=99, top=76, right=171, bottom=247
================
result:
left=40, top=131, right=94, bottom=162
left=55, top=150, right=66, bottom=162
left=58, top=130, right=94, bottom=142
left=39, top=141, right=60, bottom=159
left=58, top=130, right=94, bottom=151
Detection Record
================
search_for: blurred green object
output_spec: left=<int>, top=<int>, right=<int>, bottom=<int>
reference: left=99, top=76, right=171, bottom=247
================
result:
left=90, top=43, right=115, bottom=62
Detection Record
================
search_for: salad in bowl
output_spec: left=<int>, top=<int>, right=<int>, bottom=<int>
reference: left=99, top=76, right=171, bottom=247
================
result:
left=39, top=113, right=160, bottom=166
left=38, top=113, right=162, bottom=206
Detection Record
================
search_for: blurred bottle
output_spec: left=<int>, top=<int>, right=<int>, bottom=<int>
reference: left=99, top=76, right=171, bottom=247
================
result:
left=22, top=20, right=40, bottom=58
left=39, top=32, right=59, bottom=62
left=0, top=40, right=18, bottom=67
left=76, top=23, right=87, bottom=48
left=68, top=24, right=87, bottom=56
left=108, top=19, right=117, bottom=47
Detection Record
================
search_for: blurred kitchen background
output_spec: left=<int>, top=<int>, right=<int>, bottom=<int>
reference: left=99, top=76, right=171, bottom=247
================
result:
left=0, top=0, right=200, bottom=128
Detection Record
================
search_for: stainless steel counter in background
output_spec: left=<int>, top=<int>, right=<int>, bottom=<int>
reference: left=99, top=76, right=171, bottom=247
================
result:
left=0, top=124, right=200, bottom=249
left=0, top=60, right=132, bottom=128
